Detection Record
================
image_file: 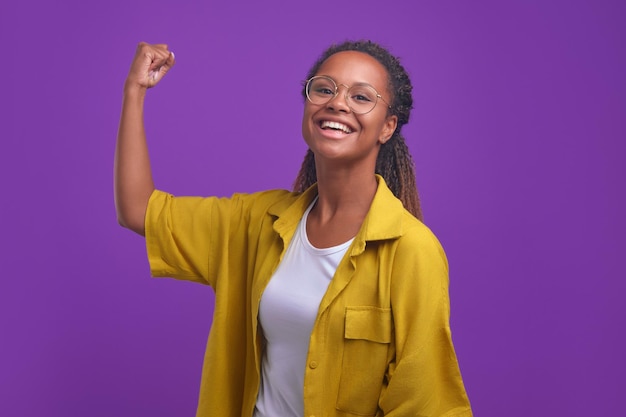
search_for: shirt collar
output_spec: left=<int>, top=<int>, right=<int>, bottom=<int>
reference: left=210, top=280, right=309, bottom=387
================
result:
left=269, top=175, right=406, bottom=248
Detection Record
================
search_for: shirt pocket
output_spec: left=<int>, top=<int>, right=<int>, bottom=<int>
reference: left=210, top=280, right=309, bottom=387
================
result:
left=336, top=306, right=392, bottom=416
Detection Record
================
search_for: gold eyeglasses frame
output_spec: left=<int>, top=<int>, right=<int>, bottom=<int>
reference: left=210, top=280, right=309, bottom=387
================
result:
left=305, top=75, right=392, bottom=115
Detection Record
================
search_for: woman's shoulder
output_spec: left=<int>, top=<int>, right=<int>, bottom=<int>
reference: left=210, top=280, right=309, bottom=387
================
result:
left=152, top=187, right=300, bottom=204
left=396, top=211, right=447, bottom=263
left=231, top=188, right=302, bottom=211
left=232, top=188, right=299, bottom=203
left=148, top=188, right=303, bottom=221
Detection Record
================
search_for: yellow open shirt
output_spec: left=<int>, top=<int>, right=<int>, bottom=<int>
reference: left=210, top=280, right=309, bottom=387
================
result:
left=145, top=176, right=472, bottom=417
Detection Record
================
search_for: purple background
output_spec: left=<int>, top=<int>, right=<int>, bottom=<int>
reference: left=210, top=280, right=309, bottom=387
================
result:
left=2, top=0, right=624, bottom=415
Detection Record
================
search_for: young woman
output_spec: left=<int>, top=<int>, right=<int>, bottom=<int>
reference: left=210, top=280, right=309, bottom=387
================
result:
left=115, top=41, right=472, bottom=417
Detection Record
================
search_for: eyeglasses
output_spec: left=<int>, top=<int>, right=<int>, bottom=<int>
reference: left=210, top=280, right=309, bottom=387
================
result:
left=305, top=75, right=392, bottom=115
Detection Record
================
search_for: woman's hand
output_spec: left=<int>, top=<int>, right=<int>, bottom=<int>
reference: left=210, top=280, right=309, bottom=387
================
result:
left=124, top=42, right=176, bottom=92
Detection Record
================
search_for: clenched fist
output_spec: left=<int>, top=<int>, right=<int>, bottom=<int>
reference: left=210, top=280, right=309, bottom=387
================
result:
left=124, top=42, right=175, bottom=92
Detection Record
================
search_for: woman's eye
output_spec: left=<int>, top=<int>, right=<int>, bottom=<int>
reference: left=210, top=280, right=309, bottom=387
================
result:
left=315, top=87, right=334, bottom=95
left=352, top=94, right=373, bottom=102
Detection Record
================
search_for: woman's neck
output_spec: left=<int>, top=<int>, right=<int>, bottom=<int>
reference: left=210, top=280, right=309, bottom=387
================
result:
left=305, top=168, right=377, bottom=248
left=319, top=170, right=375, bottom=200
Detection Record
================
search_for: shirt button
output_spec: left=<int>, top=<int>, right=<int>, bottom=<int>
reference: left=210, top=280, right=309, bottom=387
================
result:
left=309, top=360, right=318, bottom=369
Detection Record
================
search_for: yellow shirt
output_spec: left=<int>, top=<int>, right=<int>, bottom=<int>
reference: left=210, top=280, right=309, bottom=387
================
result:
left=145, top=176, right=472, bottom=417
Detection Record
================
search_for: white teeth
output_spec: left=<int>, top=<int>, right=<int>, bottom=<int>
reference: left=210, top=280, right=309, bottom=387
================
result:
left=321, top=120, right=352, bottom=133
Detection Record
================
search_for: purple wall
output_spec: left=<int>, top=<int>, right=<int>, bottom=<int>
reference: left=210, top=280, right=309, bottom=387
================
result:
left=2, top=0, right=624, bottom=415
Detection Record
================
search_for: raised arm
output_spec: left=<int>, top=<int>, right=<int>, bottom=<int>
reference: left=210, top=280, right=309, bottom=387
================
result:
left=114, top=42, right=175, bottom=235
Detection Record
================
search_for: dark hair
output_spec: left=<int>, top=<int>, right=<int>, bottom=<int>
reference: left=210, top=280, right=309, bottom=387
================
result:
left=293, top=40, right=423, bottom=220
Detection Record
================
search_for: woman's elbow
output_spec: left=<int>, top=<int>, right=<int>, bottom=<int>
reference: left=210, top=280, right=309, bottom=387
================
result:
left=116, top=212, right=146, bottom=236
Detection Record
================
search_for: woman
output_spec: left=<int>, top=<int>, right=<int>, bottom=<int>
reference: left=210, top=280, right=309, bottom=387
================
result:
left=115, top=40, right=472, bottom=417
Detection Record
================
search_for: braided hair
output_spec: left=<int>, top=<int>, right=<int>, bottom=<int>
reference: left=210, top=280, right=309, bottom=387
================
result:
left=293, top=40, right=423, bottom=221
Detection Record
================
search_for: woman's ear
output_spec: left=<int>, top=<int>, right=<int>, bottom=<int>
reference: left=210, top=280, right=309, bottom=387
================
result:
left=379, top=115, right=398, bottom=144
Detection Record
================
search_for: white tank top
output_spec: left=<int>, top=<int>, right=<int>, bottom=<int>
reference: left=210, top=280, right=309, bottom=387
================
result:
left=253, top=200, right=353, bottom=417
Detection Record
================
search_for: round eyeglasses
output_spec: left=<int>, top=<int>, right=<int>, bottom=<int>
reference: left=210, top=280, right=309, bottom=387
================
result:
left=305, top=75, right=391, bottom=115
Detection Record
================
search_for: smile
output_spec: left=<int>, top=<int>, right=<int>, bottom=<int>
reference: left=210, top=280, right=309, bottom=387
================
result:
left=320, top=120, right=353, bottom=134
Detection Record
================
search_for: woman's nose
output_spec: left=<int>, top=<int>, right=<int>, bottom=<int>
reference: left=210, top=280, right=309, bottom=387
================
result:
left=326, top=85, right=351, bottom=112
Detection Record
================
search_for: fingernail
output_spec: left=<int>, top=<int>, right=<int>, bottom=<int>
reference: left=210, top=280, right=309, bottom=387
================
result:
left=170, top=51, right=175, bottom=60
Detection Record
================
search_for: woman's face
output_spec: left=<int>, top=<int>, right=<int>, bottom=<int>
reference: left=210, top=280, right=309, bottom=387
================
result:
left=301, top=51, right=397, bottom=170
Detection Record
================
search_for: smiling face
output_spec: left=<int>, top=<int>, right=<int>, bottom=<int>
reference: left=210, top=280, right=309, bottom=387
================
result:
left=301, top=51, right=398, bottom=171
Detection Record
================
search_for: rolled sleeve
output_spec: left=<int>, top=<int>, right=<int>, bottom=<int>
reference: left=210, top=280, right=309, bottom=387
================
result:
left=145, top=190, right=217, bottom=285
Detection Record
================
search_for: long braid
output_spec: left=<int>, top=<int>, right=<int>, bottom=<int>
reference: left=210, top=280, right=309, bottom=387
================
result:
left=293, top=40, right=424, bottom=221
left=292, top=149, right=316, bottom=194
left=375, top=133, right=422, bottom=221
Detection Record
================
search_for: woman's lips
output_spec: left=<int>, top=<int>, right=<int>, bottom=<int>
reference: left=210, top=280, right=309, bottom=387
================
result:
left=320, top=120, right=353, bottom=134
